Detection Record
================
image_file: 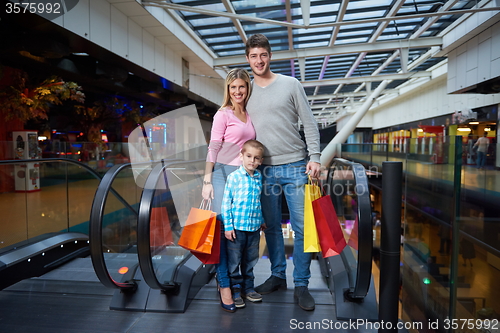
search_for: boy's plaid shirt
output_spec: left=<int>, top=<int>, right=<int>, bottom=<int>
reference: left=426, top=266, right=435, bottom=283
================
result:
left=221, top=166, right=263, bottom=232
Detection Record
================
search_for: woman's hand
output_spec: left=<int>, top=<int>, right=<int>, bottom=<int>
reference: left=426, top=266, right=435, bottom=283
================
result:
left=202, top=184, right=214, bottom=201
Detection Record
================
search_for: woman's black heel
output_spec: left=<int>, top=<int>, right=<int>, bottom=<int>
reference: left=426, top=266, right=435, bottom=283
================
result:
left=217, top=281, right=236, bottom=313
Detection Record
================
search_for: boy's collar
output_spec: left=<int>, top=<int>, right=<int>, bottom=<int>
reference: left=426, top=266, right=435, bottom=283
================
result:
left=239, top=165, right=260, bottom=177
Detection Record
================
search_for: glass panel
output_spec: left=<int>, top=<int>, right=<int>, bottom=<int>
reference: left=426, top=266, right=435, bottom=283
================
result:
left=101, top=166, right=140, bottom=284
left=330, top=163, right=359, bottom=288
left=149, top=159, right=206, bottom=284
left=344, top=10, right=387, bottom=21
left=0, top=141, right=127, bottom=252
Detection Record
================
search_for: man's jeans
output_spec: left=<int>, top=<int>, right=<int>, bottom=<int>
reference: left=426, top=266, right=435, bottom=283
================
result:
left=226, top=229, right=260, bottom=293
left=259, top=159, right=312, bottom=287
left=477, top=151, right=486, bottom=168
left=212, top=163, right=238, bottom=289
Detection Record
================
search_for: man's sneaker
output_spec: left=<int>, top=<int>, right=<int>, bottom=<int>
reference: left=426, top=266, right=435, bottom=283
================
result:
left=255, top=276, right=287, bottom=295
left=242, top=290, right=262, bottom=302
left=294, top=286, right=315, bottom=311
left=232, top=288, right=246, bottom=308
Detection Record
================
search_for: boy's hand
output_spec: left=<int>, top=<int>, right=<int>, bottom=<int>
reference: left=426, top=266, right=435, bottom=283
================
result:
left=261, top=223, right=267, bottom=231
left=225, top=230, right=236, bottom=241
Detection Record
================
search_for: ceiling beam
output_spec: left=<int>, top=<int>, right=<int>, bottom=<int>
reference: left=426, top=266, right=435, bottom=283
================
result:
left=307, top=89, right=399, bottom=100
left=221, top=0, right=247, bottom=44
left=213, top=37, right=442, bottom=66
left=285, top=0, right=296, bottom=78
left=300, top=0, right=310, bottom=26
left=312, top=0, right=349, bottom=98
left=143, top=1, right=500, bottom=31
left=301, top=71, right=431, bottom=86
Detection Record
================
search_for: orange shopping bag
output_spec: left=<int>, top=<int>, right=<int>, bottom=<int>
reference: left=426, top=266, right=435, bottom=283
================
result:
left=312, top=195, right=347, bottom=258
left=191, top=219, right=221, bottom=264
left=347, top=215, right=359, bottom=251
left=178, top=200, right=217, bottom=254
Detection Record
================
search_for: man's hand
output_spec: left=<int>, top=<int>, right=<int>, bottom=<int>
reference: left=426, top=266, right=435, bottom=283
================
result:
left=305, top=161, right=321, bottom=179
left=225, top=230, right=236, bottom=241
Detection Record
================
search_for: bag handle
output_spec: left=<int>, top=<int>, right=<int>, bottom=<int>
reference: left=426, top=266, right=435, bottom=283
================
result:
left=200, top=199, right=212, bottom=210
left=308, top=175, right=326, bottom=196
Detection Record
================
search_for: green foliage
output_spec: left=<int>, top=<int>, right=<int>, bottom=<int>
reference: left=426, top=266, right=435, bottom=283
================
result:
left=0, top=70, right=85, bottom=123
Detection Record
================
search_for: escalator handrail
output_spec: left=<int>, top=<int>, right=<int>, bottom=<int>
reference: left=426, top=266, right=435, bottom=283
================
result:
left=327, top=157, right=373, bottom=299
left=89, top=163, right=138, bottom=289
left=137, top=159, right=205, bottom=290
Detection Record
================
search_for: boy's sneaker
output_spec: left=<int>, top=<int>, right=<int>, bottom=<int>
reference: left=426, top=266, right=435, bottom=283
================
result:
left=232, top=288, right=246, bottom=308
left=242, top=290, right=262, bottom=302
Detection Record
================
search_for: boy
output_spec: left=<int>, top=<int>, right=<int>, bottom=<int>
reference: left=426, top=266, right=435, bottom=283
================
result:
left=221, top=139, right=265, bottom=308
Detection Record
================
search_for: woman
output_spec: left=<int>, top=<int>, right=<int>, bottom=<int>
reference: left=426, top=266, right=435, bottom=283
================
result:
left=202, top=68, right=255, bottom=312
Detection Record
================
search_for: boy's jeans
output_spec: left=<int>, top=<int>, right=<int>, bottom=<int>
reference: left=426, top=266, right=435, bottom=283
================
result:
left=212, top=163, right=238, bottom=289
left=226, top=229, right=260, bottom=293
left=259, top=159, right=312, bottom=287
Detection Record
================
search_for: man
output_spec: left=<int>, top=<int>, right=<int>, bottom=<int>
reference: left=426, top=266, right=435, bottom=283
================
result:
left=244, top=34, right=321, bottom=311
left=474, top=132, right=489, bottom=170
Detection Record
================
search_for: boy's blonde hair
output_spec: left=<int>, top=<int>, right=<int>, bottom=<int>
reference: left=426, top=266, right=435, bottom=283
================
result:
left=241, top=139, right=264, bottom=156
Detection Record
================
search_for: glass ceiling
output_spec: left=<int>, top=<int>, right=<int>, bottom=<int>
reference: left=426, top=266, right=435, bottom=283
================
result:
left=144, top=0, right=485, bottom=126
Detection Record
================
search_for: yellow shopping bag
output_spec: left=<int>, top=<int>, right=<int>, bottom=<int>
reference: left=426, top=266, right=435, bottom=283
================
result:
left=304, top=176, right=322, bottom=252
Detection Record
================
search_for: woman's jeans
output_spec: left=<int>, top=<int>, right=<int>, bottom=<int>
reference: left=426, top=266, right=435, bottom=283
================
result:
left=212, top=163, right=238, bottom=288
left=259, top=159, right=312, bottom=287
left=226, top=229, right=260, bottom=293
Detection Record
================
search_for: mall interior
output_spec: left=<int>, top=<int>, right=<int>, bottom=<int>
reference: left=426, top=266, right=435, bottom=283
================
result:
left=1, top=0, right=500, bottom=332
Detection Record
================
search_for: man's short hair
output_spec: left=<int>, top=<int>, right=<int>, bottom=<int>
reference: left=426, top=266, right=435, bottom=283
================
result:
left=245, top=34, right=271, bottom=56
left=242, top=139, right=265, bottom=155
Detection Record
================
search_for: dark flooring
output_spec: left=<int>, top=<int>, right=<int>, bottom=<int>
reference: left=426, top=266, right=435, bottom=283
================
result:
left=0, top=256, right=379, bottom=333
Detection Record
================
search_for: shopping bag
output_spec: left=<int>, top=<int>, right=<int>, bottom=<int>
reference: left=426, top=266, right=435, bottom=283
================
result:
left=312, top=195, right=347, bottom=258
left=178, top=201, right=217, bottom=254
left=304, top=177, right=322, bottom=253
left=347, top=215, right=359, bottom=251
left=150, top=207, right=174, bottom=247
left=191, top=219, right=221, bottom=264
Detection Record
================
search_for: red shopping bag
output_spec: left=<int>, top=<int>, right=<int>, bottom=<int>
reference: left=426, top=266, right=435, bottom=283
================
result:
left=150, top=207, right=174, bottom=247
left=191, top=220, right=221, bottom=264
left=178, top=201, right=217, bottom=254
left=312, top=195, right=347, bottom=258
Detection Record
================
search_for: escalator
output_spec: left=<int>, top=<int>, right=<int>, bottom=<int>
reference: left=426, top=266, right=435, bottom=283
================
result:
left=0, top=157, right=381, bottom=332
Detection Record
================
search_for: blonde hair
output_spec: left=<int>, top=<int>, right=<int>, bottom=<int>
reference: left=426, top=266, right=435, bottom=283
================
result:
left=220, top=68, right=252, bottom=110
left=241, top=139, right=265, bottom=155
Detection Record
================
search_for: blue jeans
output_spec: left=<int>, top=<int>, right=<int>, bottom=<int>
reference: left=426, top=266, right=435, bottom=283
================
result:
left=212, top=163, right=238, bottom=288
left=259, top=159, right=312, bottom=287
left=226, top=229, right=260, bottom=293
left=476, top=151, right=486, bottom=168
